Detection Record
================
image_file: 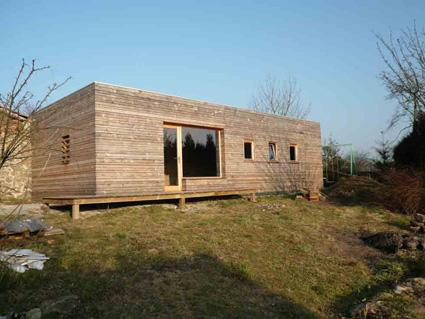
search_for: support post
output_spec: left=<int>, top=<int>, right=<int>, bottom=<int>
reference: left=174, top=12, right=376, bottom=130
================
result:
left=178, top=197, right=186, bottom=209
left=72, top=203, right=80, bottom=220
left=250, top=192, right=257, bottom=202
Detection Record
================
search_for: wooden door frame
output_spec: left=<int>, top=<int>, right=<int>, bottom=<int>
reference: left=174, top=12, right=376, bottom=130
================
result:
left=164, top=124, right=182, bottom=192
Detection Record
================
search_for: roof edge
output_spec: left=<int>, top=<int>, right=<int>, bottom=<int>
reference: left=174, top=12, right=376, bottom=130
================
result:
left=93, top=81, right=320, bottom=126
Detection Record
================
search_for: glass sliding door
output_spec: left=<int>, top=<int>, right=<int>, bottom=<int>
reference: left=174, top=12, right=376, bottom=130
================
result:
left=163, top=125, right=182, bottom=191
left=182, top=126, right=220, bottom=177
left=163, top=124, right=221, bottom=191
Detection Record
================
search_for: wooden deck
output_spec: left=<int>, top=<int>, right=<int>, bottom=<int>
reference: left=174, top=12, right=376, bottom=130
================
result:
left=44, top=189, right=257, bottom=220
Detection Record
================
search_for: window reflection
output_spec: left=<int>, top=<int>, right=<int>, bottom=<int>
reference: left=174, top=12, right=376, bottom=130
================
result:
left=182, top=127, right=220, bottom=177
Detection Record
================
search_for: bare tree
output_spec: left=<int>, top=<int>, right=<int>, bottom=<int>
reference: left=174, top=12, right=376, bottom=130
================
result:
left=0, top=59, right=70, bottom=171
left=251, top=75, right=311, bottom=119
left=376, top=23, right=425, bottom=132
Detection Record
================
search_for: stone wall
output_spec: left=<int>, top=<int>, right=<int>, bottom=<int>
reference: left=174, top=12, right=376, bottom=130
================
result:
left=0, top=158, right=31, bottom=201
left=0, top=110, right=32, bottom=201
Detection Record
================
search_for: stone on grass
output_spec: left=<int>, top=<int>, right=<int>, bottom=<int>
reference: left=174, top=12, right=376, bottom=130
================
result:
left=25, top=308, right=41, bottom=319
left=411, top=220, right=424, bottom=227
left=410, top=226, right=421, bottom=233
left=402, top=235, right=420, bottom=251
left=40, top=295, right=80, bottom=315
left=395, top=284, right=415, bottom=295
left=43, top=228, right=65, bottom=237
left=415, top=214, right=425, bottom=223
left=351, top=300, right=391, bottom=319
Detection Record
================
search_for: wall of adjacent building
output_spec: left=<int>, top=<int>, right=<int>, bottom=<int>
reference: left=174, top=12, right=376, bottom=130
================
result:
left=0, top=157, right=31, bottom=201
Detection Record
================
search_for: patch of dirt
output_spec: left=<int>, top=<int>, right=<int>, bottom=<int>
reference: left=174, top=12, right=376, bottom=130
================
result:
left=256, top=202, right=287, bottom=215
left=321, top=226, right=386, bottom=264
left=180, top=201, right=221, bottom=214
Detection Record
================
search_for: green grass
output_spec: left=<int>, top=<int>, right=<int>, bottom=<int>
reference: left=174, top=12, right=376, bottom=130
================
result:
left=0, top=196, right=413, bottom=318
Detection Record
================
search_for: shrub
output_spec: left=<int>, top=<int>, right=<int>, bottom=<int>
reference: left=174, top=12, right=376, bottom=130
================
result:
left=325, top=176, right=386, bottom=205
left=381, top=168, right=425, bottom=215
left=326, top=170, right=425, bottom=216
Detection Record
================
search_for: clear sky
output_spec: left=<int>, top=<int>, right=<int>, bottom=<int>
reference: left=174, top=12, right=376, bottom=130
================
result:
left=1, top=0, right=424, bottom=154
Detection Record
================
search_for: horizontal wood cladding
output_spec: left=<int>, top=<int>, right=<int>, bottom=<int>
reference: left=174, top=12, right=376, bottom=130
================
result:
left=94, top=82, right=323, bottom=196
left=32, top=81, right=323, bottom=200
left=31, top=84, right=96, bottom=200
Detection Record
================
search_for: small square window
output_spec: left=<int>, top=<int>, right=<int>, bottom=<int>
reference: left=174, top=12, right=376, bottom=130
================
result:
left=289, top=145, right=297, bottom=161
left=268, top=143, right=277, bottom=161
left=244, top=141, right=253, bottom=159
left=61, top=135, right=70, bottom=164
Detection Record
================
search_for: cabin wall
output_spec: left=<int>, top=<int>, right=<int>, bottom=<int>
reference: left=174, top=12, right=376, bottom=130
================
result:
left=94, top=82, right=322, bottom=196
left=31, top=84, right=96, bottom=200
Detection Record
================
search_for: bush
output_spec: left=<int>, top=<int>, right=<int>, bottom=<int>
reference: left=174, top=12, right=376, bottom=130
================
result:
left=381, top=168, right=425, bottom=215
left=393, top=112, right=425, bottom=170
left=325, top=176, right=386, bottom=205
left=326, top=170, right=425, bottom=216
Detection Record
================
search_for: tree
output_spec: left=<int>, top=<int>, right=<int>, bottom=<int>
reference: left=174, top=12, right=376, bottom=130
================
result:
left=0, top=59, right=69, bottom=171
left=376, top=23, right=425, bottom=132
left=251, top=75, right=311, bottom=119
left=322, top=136, right=343, bottom=182
left=393, top=112, right=425, bottom=170
left=374, top=131, right=393, bottom=170
left=351, top=151, right=373, bottom=175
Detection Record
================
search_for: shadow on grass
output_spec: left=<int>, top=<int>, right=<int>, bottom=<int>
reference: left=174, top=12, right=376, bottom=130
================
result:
left=0, top=252, right=317, bottom=318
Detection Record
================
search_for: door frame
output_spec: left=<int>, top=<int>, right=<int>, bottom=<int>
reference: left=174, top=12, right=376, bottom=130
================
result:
left=163, top=124, right=182, bottom=192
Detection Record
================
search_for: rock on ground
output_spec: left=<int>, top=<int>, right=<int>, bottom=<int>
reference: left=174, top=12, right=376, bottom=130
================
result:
left=25, top=308, right=41, bottom=319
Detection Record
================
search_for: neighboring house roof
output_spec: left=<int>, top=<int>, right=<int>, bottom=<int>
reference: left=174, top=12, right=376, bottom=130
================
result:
left=0, top=106, right=28, bottom=121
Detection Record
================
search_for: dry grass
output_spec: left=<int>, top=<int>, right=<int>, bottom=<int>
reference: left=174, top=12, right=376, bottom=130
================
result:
left=0, top=196, right=412, bottom=318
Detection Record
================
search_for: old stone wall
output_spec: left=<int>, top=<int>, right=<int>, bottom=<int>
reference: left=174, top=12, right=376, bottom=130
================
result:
left=0, top=157, right=31, bottom=201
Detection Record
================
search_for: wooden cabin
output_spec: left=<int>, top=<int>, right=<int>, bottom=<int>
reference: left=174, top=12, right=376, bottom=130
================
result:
left=31, top=82, right=323, bottom=218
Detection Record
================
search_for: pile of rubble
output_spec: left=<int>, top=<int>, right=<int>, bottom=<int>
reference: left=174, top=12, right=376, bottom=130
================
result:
left=0, top=249, right=49, bottom=273
left=0, top=218, right=64, bottom=273
left=0, top=218, right=64, bottom=239
left=362, top=231, right=425, bottom=254
left=410, top=213, right=425, bottom=234
left=352, top=278, right=425, bottom=318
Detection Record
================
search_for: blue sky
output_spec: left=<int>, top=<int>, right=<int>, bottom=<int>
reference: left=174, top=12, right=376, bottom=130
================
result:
left=1, top=0, right=424, bottom=154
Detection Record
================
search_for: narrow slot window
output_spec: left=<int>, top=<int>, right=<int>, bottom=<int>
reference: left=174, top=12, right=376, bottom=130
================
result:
left=269, top=142, right=277, bottom=161
left=244, top=141, right=253, bottom=160
left=61, top=135, right=70, bottom=164
left=289, top=145, right=297, bottom=161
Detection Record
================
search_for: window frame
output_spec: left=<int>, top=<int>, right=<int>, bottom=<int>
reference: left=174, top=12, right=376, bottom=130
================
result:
left=243, top=140, right=254, bottom=160
left=163, top=123, right=224, bottom=187
left=181, top=126, right=222, bottom=178
left=289, top=144, right=298, bottom=162
left=268, top=142, right=277, bottom=161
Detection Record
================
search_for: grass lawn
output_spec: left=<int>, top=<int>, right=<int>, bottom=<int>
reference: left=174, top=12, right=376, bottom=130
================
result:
left=0, top=195, right=414, bottom=318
